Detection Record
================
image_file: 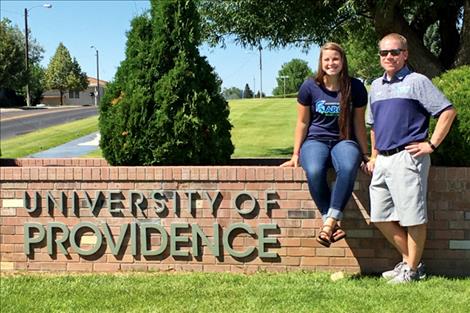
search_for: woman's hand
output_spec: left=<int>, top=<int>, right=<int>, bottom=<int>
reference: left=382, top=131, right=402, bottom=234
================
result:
left=280, top=155, right=300, bottom=167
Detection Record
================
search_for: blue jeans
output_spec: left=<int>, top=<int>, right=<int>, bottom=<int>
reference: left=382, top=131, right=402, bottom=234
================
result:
left=300, top=139, right=361, bottom=221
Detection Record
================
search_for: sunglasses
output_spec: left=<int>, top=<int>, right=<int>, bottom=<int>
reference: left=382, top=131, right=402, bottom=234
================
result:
left=379, top=49, right=405, bottom=57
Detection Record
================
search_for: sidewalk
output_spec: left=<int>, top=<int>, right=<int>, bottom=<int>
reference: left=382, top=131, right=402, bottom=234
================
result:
left=0, top=104, right=86, bottom=112
left=30, top=132, right=100, bottom=158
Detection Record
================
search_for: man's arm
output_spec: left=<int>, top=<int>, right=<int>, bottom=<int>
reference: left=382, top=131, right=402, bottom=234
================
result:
left=429, top=107, right=457, bottom=147
left=405, top=107, right=457, bottom=157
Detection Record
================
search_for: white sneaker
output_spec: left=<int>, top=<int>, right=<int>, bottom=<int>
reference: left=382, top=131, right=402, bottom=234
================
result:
left=382, top=261, right=426, bottom=280
left=382, top=261, right=405, bottom=280
left=387, top=264, right=420, bottom=284
left=417, top=262, right=426, bottom=280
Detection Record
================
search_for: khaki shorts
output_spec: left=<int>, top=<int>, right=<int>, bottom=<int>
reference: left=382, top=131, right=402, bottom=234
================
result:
left=369, top=150, right=430, bottom=227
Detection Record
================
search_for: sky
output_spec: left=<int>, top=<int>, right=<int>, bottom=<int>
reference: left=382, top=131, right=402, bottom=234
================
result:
left=1, top=0, right=320, bottom=96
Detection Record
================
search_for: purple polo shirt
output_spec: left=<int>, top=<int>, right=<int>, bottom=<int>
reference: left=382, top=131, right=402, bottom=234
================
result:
left=366, top=66, right=453, bottom=151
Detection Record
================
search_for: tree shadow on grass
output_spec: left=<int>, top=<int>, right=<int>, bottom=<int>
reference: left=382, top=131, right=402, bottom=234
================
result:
left=267, top=146, right=293, bottom=156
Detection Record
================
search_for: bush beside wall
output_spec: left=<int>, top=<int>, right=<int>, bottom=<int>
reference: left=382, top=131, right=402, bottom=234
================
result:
left=431, top=65, right=470, bottom=166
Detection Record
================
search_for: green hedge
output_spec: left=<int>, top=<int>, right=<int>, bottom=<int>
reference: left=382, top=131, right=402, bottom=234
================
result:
left=431, top=65, right=470, bottom=166
left=99, top=0, right=233, bottom=165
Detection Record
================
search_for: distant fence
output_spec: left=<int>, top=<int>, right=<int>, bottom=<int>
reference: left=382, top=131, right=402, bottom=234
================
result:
left=0, top=158, right=468, bottom=276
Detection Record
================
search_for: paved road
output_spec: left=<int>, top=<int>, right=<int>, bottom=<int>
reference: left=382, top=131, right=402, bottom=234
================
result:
left=0, top=106, right=98, bottom=140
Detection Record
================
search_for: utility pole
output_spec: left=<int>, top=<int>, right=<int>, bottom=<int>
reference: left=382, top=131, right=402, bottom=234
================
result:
left=24, top=8, right=30, bottom=106
left=258, top=45, right=263, bottom=98
left=24, top=4, right=52, bottom=107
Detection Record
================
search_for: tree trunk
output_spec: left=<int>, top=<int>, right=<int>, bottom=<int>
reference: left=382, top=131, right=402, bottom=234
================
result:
left=59, top=90, right=63, bottom=106
left=455, top=0, right=470, bottom=67
left=373, top=0, right=444, bottom=78
left=438, top=5, right=461, bottom=69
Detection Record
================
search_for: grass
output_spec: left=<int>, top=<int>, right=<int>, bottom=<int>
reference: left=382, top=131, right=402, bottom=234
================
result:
left=1, top=272, right=469, bottom=313
left=82, top=148, right=102, bottom=158
left=82, top=98, right=297, bottom=158
left=0, top=116, right=98, bottom=158
left=4, top=98, right=297, bottom=158
left=2, top=100, right=468, bottom=311
left=230, top=98, right=296, bottom=157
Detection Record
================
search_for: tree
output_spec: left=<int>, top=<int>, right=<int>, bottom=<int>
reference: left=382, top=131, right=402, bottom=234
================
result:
left=272, top=58, right=313, bottom=96
left=0, top=19, right=25, bottom=91
left=338, top=20, right=383, bottom=83
left=243, top=83, right=254, bottom=98
left=255, top=90, right=266, bottom=98
left=44, top=43, right=87, bottom=105
left=223, top=86, right=242, bottom=99
left=199, top=0, right=470, bottom=78
left=0, top=18, right=45, bottom=106
left=29, top=64, right=46, bottom=104
left=99, top=0, right=233, bottom=165
left=68, top=57, right=88, bottom=92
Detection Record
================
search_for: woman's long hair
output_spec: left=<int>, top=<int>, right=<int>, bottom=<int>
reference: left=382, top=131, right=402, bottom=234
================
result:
left=314, top=42, right=352, bottom=140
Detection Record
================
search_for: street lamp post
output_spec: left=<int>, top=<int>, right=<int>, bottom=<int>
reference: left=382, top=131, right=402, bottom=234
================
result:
left=90, top=46, right=100, bottom=106
left=24, top=3, right=52, bottom=107
left=279, top=75, right=289, bottom=98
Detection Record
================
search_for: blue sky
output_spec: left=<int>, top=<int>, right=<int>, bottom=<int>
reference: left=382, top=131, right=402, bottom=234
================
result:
left=1, top=0, right=320, bottom=96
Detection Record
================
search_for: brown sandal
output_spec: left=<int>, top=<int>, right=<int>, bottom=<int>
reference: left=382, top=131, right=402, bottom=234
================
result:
left=331, top=225, right=346, bottom=243
left=316, top=224, right=333, bottom=247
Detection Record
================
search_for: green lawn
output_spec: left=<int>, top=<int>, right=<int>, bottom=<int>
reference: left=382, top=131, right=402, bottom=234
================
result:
left=2, top=101, right=468, bottom=312
left=1, top=272, right=468, bottom=313
left=230, top=98, right=296, bottom=157
left=0, top=116, right=99, bottom=158
left=84, top=98, right=297, bottom=158
left=7, top=98, right=297, bottom=159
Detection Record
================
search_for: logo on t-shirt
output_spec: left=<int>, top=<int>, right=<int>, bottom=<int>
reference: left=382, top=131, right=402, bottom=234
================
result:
left=392, top=85, right=411, bottom=98
left=315, top=100, right=340, bottom=116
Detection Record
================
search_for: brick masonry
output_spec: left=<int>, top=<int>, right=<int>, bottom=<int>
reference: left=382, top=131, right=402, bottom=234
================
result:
left=0, top=158, right=469, bottom=276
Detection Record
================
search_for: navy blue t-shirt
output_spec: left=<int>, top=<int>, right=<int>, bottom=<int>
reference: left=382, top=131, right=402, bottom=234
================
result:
left=297, top=77, right=368, bottom=140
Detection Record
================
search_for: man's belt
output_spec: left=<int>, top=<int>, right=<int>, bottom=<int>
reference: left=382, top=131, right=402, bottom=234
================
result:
left=378, top=144, right=407, bottom=156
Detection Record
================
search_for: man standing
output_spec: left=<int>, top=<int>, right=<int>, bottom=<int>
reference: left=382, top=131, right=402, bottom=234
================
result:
left=366, top=33, right=457, bottom=284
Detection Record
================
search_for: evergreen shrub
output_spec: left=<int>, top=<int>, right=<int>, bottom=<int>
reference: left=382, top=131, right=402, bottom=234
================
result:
left=99, top=0, right=233, bottom=165
left=431, top=65, right=470, bottom=166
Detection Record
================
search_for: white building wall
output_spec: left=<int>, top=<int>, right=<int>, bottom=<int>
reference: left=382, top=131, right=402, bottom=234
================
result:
left=42, top=85, right=105, bottom=106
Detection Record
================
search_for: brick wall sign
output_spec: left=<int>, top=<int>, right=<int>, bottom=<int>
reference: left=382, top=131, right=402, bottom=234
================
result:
left=0, top=158, right=469, bottom=276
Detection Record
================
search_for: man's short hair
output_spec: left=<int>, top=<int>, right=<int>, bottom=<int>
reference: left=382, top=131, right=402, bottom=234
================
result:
left=379, top=33, right=408, bottom=50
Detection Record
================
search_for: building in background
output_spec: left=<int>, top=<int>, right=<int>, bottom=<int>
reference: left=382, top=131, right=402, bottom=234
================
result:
left=41, top=77, right=107, bottom=106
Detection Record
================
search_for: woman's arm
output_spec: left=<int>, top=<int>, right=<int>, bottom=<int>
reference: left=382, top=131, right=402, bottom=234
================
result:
left=353, top=106, right=369, bottom=158
left=366, top=128, right=379, bottom=174
left=280, top=104, right=310, bottom=167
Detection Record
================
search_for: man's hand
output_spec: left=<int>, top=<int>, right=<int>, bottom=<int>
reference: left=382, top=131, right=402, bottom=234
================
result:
left=362, top=158, right=375, bottom=175
left=405, top=141, right=434, bottom=157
